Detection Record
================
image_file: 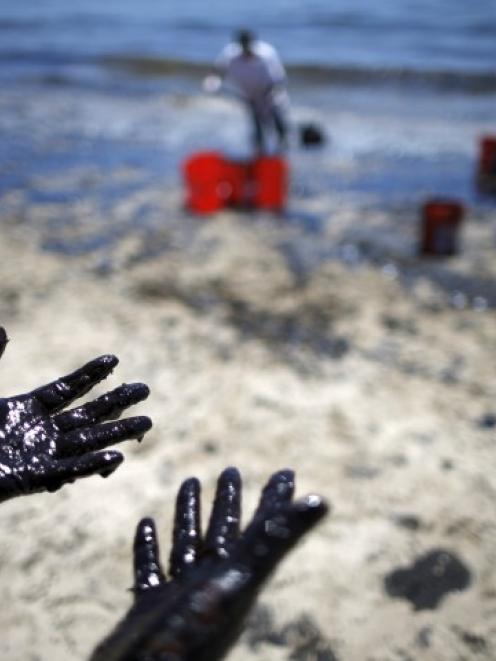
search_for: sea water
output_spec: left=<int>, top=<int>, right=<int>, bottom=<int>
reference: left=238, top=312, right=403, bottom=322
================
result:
left=1, top=0, right=495, bottom=213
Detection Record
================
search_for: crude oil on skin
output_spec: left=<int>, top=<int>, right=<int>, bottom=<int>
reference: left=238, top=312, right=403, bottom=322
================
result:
left=91, top=468, right=328, bottom=661
left=0, top=328, right=151, bottom=502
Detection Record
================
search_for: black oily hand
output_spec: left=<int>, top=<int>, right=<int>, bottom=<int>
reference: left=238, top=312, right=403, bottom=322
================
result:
left=91, top=467, right=328, bottom=661
left=0, top=327, right=152, bottom=503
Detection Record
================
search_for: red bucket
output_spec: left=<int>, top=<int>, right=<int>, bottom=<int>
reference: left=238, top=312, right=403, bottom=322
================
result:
left=478, top=136, right=496, bottom=174
left=182, top=151, right=226, bottom=214
left=477, top=135, right=496, bottom=194
left=252, top=156, right=288, bottom=211
left=420, top=199, right=464, bottom=256
left=222, top=160, right=251, bottom=207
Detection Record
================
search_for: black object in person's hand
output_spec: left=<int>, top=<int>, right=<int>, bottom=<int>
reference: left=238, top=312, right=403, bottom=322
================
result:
left=91, top=467, right=328, bottom=661
left=0, top=327, right=151, bottom=503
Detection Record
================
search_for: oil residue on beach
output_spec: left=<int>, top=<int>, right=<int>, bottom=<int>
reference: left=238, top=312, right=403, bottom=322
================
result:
left=384, top=549, right=472, bottom=610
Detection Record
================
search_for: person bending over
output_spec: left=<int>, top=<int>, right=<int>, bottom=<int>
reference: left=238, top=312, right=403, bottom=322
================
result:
left=204, top=30, right=289, bottom=154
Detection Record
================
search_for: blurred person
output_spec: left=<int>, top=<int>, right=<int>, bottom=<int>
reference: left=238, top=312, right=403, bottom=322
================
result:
left=204, top=29, right=289, bottom=153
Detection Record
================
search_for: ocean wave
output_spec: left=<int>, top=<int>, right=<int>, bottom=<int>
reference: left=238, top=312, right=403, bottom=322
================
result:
left=101, top=55, right=208, bottom=76
left=102, top=55, right=496, bottom=93
left=2, top=50, right=496, bottom=94
left=0, top=19, right=44, bottom=30
left=0, top=50, right=91, bottom=65
left=290, top=63, right=496, bottom=93
left=1, top=11, right=495, bottom=36
left=0, top=14, right=134, bottom=31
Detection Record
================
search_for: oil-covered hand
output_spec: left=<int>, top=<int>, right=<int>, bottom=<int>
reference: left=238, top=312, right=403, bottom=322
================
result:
left=91, top=467, right=328, bottom=661
left=0, top=327, right=151, bottom=503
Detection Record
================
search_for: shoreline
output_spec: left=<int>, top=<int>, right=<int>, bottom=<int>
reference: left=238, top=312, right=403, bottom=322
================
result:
left=2, top=76, right=496, bottom=211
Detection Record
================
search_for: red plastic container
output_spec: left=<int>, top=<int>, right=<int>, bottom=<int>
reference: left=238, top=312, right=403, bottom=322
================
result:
left=478, top=136, right=496, bottom=174
left=253, top=156, right=288, bottom=211
left=183, top=152, right=289, bottom=213
left=222, top=160, right=250, bottom=207
left=183, top=151, right=225, bottom=214
left=420, top=199, right=464, bottom=256
left=477, top=135, right=496, bottom=194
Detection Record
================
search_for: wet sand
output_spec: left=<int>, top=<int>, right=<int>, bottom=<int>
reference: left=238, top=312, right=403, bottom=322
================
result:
left=0, top=182, right=495, bottom=660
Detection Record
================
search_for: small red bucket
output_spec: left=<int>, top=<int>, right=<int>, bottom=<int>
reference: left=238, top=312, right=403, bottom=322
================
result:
left=420, top=199, right=464, bottom=256
left=183, top=151, right=225, bottom=214
left=253, top=156, right=288, bottom=211
left=477, top=135, right=496, bottom=194
left=222, top=160, right=250, bottom=207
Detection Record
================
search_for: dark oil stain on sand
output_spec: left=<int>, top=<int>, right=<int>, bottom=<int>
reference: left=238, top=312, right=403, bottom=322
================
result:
left=384, top=549, right=471, bottom=611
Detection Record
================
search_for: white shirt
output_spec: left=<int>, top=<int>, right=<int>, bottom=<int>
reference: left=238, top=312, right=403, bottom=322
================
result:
left=216, top=40, right=286, bottom=103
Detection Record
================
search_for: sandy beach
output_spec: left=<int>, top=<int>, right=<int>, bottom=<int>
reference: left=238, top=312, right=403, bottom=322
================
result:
left=2, top=2, right=496, bottom=658
left=0, top=172, right=495, bottom=660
